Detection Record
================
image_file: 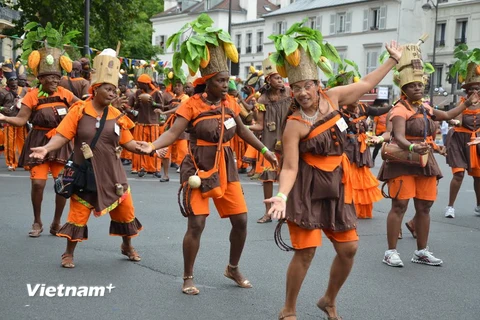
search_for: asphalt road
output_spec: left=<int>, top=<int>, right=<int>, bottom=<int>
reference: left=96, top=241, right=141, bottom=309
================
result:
left=0, top=152, right=479, bottom=320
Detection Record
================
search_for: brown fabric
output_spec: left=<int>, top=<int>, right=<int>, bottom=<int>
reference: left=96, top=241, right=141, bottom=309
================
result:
left=59, top=76, right=90, bottom=99
left=378, top=103, right=442, bottom=181
left=446, top=108, right=480, bottom=171
left=110, top=218, right=143, bottom=237
left=340, top=104, right=372, bottom=167
left=134, top=89, right=163, bottom=124
left=57, top=222, right=88, bottom=241
left=0, top=88, right=20, bottom=116
left=285, top=111, right=357, bottom=232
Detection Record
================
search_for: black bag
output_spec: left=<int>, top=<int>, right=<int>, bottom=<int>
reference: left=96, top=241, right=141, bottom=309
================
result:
left=54, top=109, right=108, bottom=198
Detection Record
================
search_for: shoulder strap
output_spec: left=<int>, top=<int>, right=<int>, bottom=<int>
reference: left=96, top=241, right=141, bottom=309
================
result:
left=67, top=76, right=79, bottom=98
left=90, top=107, right=109, bottom=150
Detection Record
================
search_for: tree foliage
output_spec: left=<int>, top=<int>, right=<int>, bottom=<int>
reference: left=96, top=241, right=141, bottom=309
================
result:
left=9, top=0, right=164, bottom=60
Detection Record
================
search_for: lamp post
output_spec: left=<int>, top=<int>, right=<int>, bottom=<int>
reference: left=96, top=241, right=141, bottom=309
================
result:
left=84, top=0, right=90, bottom=56
left=422, top=0, right=439, bottom=107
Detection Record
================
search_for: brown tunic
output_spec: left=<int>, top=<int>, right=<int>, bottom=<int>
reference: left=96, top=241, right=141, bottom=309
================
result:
left=59, top=76, right=90, bottom=99
left=446, top=109, right=480, bottom=171
left=378, top=103, right=442, bottom=181
left=0, top=88, right=20, bottom=117
left=286, top=111, right=357, bottom=231
left=340, top=104, right=372, bottom=167
left=134, top=89, right=163, bottom=124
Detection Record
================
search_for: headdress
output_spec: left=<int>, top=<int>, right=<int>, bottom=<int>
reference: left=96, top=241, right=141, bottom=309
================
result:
left=326, top=59, right=361, bottom=88
left=163, top=67, right=187, bottom=87
left=268, top=18, right=339, bottom=85
left=1, top=60, right=17, bottom=81
left=90, top=49, right=121, bottom=88
left=449, top=44, right=480, bottom=89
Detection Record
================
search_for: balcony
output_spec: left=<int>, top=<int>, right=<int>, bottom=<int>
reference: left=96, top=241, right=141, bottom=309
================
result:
left=257, top=45, right=263, bottom=53
left=0, top=6, right=21, bottom=29
left=245, top=46, right=252, bottom=54
left=455, top=38, right=467, bottom=46
left=435, top=39, right=445, bottom=47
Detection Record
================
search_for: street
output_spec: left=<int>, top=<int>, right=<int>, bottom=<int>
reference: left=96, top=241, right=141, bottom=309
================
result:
left=1, top=153, right=479, bottom=320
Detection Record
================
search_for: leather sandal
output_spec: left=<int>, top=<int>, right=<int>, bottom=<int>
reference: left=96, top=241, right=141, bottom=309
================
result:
left=405, top=221, right=417, bottom=239
left=317, top=298, right=342, bottom=320
left=278, top=311, right=296, bottom=319
left=182, top=275, right=200, bottom=295
left=61, top=253, right=75, bottom=268
left=121, top=244, right=141, bottom=261
left=28, top=223, right=43, bottom=237
left=224, top=264, right=252, bottom=288
left=50, top=223, right=62, bottom=236
left=256, top=215, right=272, bottom=223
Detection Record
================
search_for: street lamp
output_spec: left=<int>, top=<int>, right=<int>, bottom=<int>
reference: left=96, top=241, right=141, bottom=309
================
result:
left=422, top=0, right=439, bottom=107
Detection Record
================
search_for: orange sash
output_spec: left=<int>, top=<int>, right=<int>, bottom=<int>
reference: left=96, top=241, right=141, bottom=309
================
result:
left=452, top=126, right=480, bottom=170
left=32, top=126, right=56, bottom=139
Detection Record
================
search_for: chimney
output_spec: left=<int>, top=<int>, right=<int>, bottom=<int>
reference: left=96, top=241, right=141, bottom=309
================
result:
left=246, top=0, right=258, bottom=20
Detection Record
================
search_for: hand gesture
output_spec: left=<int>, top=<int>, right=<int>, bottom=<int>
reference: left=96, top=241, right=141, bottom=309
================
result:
left=135, top=141, right=153, bottom=154
left=29, top=146, right=48, bottom=160
left=153, top=109, right=163, bottom=114
left=111, top=96, right=129, bottom=110
left=0, top=113, right=6, bottom=122
left=156, top=147, right=168, bottom=158
left=264, top=196, right=286, bottom=220
left=413, top=142, right=430, bottom=154
left=468, top=137, right=480, bottom=146
left=264, top=150, right=278, bottom=169
left=468, top=92, right=479, bottom=106
left=368, top=136, right=385, bottom=144
left=385, top=40, right=402, bottom=63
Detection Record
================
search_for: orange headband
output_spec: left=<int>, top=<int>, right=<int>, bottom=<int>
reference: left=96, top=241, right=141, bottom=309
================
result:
left=193, top=72, right=218, bottom=87
left=137, top=74, right=156, bottom=90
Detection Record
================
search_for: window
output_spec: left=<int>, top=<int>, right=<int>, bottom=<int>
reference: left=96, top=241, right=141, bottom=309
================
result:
left=366, top=50, right=379, bottom=74
left=274, top=21, right=287, bottom=34
left=155, top=35, right=166, bottom=52
left=316, top=16, right=322, bottom=32
left=455, top=19, right=467, bottom=45
left=257, top=31, right=263, bottom=53
left=235, top=34, right=242, bottom=54
left=433, top=66, right=443, bottom=88
left=330, top=12, right=351, bottom=34
left=308, top=17, right=317, bottom=30
left=332, top=52, right=347, bottom=75
left=436, top=23, right=446, bottom=47
left=255, top=65, right=262, bottom=71
left=246, top=33, right=252, bottom=54
left=244, top=66, right=250, bottom=79
left=363, top=7, right=386, bottom=31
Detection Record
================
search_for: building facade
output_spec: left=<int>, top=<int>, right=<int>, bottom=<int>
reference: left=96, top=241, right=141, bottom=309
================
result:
left=0, top=4, right=21, bottom=61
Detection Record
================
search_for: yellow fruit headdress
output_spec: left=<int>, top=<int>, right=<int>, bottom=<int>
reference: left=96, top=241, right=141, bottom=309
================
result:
left=167, top=13, right=237, bottom=81
left=162, top=67, right=187, bottom=87
left=326, top=59, right=361, bottom=88
left=21, top=22, right=80, bottom=77
left=246, top=65, right=263, bottom=86
left=449, top=44, right=480, bottom=89
left=90, top=49, right=121, bottom=88
left=268, top=18, right=340, bottom=85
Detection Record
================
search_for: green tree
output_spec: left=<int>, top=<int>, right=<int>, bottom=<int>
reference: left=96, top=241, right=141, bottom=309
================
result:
left=10, top=0, right=164, bottom=60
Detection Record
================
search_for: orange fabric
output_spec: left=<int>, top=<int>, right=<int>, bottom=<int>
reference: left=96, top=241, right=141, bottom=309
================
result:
left=355, top=203, right=373, bottom=219
left=452, top=167, right=464, bottom=174
left=29, top=161, right=64, bottom=180
left=189, top=181, right=247, bottom=217
left=172, top=138, right=188, bottom=165
left=137, top=74, right=156, bottom=90
left=56, top=100, right=135, bottom=145
left=387, top=175, right=437, bottom=201
left=4, top=125, right=27, bottom=169
left=389, top=101, right=433, bottom=121
left=287, top=221, right=359, bottom=249
left=350, top=163, right=382, bottom=218
left=22, top=87, right=74, bottom=111
left=452, top=126, right=480, bottom=170
left=193, top=73, right=218, bottom=87
left=451, top=167, right=480, bottom=177
left=57, top=192, right=141, bottom=242
left=357, top=132, right=368, bottom=153
left=0, top=128, right=4, bottom=153
left=301, top=153, right=353, bottom=204
left=132, top=125, right=161, bottom=172
left=302, top=114, right=341, bottom=141
left=374, top=114, right=387, bottom=134
left=176, top=94, right=241, bottom=121
left=232, top=134, right=247, bottom=169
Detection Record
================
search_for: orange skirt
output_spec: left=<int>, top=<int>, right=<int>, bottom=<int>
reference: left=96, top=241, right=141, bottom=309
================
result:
left=350, top=164, right=382, bottom=219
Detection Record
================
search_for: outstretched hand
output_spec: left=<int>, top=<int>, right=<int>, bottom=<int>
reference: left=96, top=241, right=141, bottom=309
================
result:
left=368, top=136, right=385, bottom=144
left=156, top=147, right=168, bottom=158
left=385, top=40, right=402, bottom=63
left=29, top=146, right=48, bottom=160
left=111, top=96, right=129, bottom=110
left=468, top=137, right=480, bottom=146
left=136, top=141, right=153, bottom=154
left=263, top=150, right=278, bottom=169
left=264, top=196, right=286, bottom=220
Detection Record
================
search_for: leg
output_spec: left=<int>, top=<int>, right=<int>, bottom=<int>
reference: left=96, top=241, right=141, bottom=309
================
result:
left=280, top=247, right=317, bottom=318
left=448, top=171, right=464, bottom=207
left=31, top=178, right=46, bottom=226
left=473, top=177, right=480, bottom=207
left=257, top=181, right=273, bottom=223
left=182, top=214, right=207, bottom=293
left=372, top=143, right=382, bottom=162
left=318, top=241, right=358, bottom=319
left=61, top=240, right=77, bottom=268
left=413, top=198, right=433, bottom=250
left=386, top=199, right=409, bottom=249
left=224, top=213, right=252, bottom=288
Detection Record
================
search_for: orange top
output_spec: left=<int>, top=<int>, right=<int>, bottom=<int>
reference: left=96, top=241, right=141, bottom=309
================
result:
left=56, top=100, right=134, bottom=145
left=22, top=87, right=75, bottom=111
left=374, top=113, right=388, bottom=134
left=176, top=94, right=240, bottom=121
left=390, top=101, right=433, bottom=120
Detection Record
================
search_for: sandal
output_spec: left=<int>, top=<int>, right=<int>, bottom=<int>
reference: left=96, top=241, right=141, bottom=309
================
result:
left=405, top=221, right=417, bottom=239
left=121, top=244, right=141, bottom=261
left=278, top=311, right=296, bottom=320
left=317, top=298, right=342, bottom=320
left=257, top=215, right=272, bottom=224
left=159, top=177, right=170, bottom=182
left=224, top=264, right=252, bottom=288
left=50, top=223, right=62, bottom=236
left=28, top=223, right=43, bottom=237
left=61, top=253, right=75, bottom=268
left=398, top=229, right=403, bottom=239
left=182, top=275, right=199, bottom=295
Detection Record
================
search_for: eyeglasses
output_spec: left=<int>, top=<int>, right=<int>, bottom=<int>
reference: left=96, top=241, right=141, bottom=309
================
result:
left=291, top=81, right=316, bottom=93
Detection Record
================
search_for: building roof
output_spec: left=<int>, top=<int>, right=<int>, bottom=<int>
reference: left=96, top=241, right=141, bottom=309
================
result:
left=263, top=0, right=371, bottom=17
left=152, top=0, right=245, bottom=19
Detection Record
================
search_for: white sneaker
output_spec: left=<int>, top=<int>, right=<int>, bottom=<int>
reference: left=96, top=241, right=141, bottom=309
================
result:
left=411, top=247, right=443, bottom=266
left=474, top=206, right=480, bottom=217
left=176, top=167, right=180, bottom=173
left=383, top=249, right=404, bottom=267
left=444, top=206, right=455, bottom=218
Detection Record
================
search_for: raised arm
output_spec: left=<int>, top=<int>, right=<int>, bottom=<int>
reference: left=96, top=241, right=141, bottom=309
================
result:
left=433, top=92, right=478, bottom=121
left=0, top=104, right=32, bottom=127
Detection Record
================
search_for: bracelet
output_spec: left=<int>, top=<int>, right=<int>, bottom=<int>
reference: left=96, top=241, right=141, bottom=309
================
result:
left=276, top=192, right=287, bottom=202
left=261, top=146, right=269, bottom=154
left=149, top=142, right=156, bottom=151
left=246, top=125, right=250, bottom=130
left=409, top=143, right=415, bottom=152
left=0, top=106, right=3, bottom=111
left=389, top=56, right=399, bottom=64
left=378, top=136, right=385, bottom=143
